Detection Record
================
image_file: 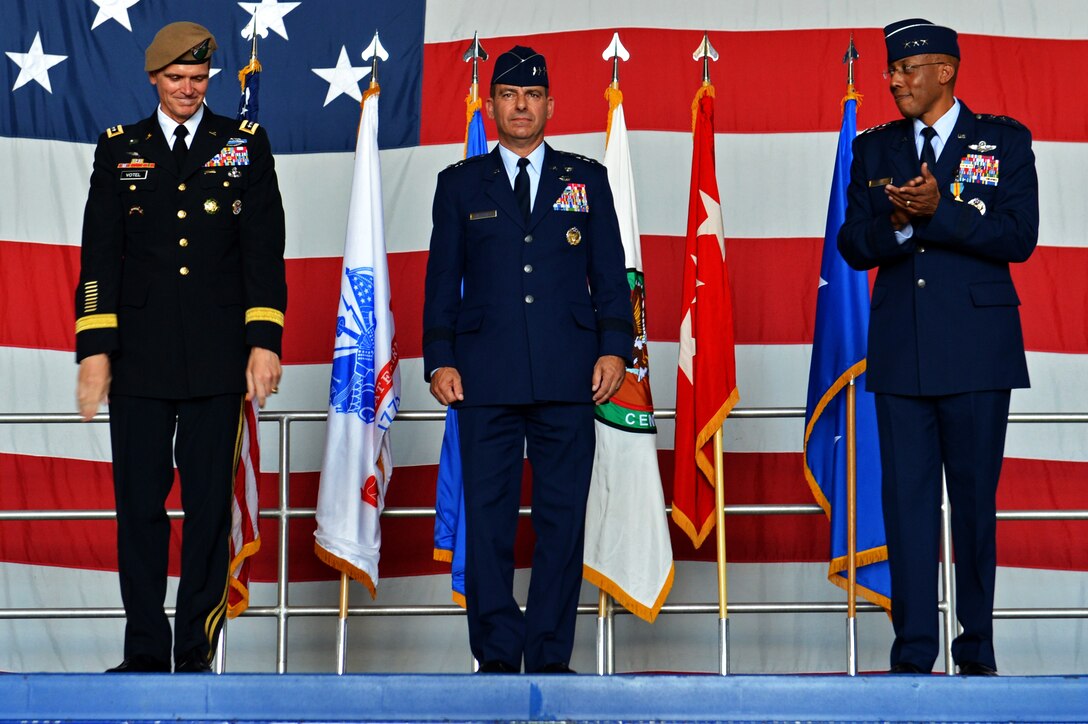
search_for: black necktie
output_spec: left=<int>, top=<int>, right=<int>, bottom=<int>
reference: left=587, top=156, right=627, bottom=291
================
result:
left=919, top=126, right=937, bottom=172
left=173, top=124, right=189, bottom=171
left=514, top=157, right=530, bottom=222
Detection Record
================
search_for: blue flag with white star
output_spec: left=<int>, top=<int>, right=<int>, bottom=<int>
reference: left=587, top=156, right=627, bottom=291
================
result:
left=432, top=98, right=489, bottom=607
left=2, top=0, right=423, bottom=151
left=803, top=88, right=891, bottom=611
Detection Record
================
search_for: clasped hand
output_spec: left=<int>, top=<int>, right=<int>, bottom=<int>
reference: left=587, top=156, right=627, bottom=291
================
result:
left=886, top=162, right=940, bottom=228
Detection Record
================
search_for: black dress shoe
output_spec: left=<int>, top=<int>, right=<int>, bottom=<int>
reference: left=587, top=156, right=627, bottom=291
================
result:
left=889, top=662, right=928, bottom=674
left=105, top=655, right=170, bottom=673
left=477, top=660, right=519, bottom=673
left=174, top=652, right=212, bottom=673
left=958, top=661, right=998, bottom=676
left=537, top=662, right=576, bottom=674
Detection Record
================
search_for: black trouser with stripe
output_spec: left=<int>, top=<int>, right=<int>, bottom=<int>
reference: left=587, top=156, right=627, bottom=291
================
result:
left=109, top=394, right=243, bottom=666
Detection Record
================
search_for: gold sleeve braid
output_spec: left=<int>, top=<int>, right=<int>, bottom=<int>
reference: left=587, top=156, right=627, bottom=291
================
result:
left=75, top=314, right=118, bottom=334
left=245, top=307, right=284, bottom=327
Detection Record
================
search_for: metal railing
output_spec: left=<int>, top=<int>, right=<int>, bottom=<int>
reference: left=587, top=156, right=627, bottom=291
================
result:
left=2, top=409, right=1086, bottom=675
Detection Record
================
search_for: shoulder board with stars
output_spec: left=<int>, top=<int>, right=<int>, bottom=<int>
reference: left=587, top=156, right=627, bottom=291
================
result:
left=105, top=125, right=125, bottom=138
left=555, top=150, right=602, bottom=166
left=974, top=113, right=1026, bottom=130
left=858, top=120, right=904, bottom=136
left=445, top=154, right=489, bottom=171
left=239, top=120, right=260, bottom=135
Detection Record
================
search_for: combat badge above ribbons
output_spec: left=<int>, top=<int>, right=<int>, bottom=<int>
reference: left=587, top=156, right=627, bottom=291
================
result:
left=553, top=183, right=588, bottom=212
left=205, top=144, right=250, bottom=168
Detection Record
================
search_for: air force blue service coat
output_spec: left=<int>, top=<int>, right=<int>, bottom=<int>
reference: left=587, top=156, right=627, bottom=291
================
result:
left=75, top=109, right=287, bottom=399
left=837, top=103, right=1039, bottom=396
left=422, top=144, right=633, bottom=404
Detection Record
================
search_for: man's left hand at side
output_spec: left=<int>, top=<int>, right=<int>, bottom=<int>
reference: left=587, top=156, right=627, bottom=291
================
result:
left=246, top=346, right=282, bottom=408
left=591, top=355, right=626, bottom=405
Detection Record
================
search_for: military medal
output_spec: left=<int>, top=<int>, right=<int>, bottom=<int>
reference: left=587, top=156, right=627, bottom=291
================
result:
left=232, top=200, right=242, bottom=215
left=958, top=154, right=999, bottom=187
left=204, top=199, right=219, bottom=214
left=566, top=227, right=582, bottom=246
left=553, top=183, right=589, bottom=213
left=950, top=181, right=964, bottom=201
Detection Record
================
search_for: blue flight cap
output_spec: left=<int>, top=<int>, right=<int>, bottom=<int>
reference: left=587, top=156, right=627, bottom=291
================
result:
left=884, top=18, right=959, bottom=63
left=491, top=45, right=548, bottom=89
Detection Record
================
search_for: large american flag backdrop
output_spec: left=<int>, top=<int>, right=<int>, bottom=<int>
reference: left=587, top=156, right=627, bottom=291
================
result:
left=2, top=0, right=1086, bottom=674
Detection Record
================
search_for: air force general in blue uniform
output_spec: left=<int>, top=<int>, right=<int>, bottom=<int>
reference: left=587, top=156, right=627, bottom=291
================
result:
left=838, top=19, right=1039, bottom=675
left=422, top=47, right=633, bottom=673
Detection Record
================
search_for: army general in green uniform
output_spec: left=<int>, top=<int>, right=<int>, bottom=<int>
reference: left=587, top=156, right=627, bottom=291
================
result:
left=74, top=22, right=287, bottom=673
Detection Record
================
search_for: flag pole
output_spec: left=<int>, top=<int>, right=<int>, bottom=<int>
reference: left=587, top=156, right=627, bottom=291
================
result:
left=843, top=34, right=861, bottom=678
left=596, top=588, right=614, bottom=675
left=692, top=31, right=729, bottom=676
left=336, top=571, right=349, bottom=674
left=593, top=32, right=631, bottom=677
left=713, top=426, right=729, bottom=675
left=846, top=378, right=859, bottom=675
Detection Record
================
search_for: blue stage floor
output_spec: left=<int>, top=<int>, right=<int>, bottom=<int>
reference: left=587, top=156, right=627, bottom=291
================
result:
left=2, top=673, right=1086, bottom=723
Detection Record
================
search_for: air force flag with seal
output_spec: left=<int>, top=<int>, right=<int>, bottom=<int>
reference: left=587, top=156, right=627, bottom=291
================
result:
left=315, top=85, right=400, bottom=597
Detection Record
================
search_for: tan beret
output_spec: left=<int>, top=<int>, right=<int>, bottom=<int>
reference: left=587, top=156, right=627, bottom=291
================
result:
left=145, top=22, right=217, bottom=72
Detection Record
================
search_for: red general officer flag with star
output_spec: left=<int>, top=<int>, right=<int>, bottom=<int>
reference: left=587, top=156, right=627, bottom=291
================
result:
left=672, top=83, right=739, bottom=549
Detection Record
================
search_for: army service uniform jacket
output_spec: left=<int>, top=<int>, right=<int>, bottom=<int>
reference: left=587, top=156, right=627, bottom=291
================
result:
left=837, top=102, right=1039, bottom=397
left=422, top=144, right=633, bottom=406
left=75, top=108, right=287, bottom=398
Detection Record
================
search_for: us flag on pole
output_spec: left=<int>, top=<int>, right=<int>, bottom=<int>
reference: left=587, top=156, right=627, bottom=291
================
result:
left=227, top=46, right=265, bottom=619
left=671, top=82, right=739, bottom=549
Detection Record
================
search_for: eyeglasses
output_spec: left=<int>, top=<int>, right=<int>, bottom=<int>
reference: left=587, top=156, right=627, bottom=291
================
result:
left=882, top=62, right=945, bottom=80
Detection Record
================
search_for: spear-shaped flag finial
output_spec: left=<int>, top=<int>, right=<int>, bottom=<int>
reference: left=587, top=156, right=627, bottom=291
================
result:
left=843, top=33, right=859, bottom=86
left=602, top=32, right=630, bottom=88
left=463, top=32, right=488, bottom=103
left=362, top=31, right=389, bottom=89
left=692, top=32, right=719, bottom=85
